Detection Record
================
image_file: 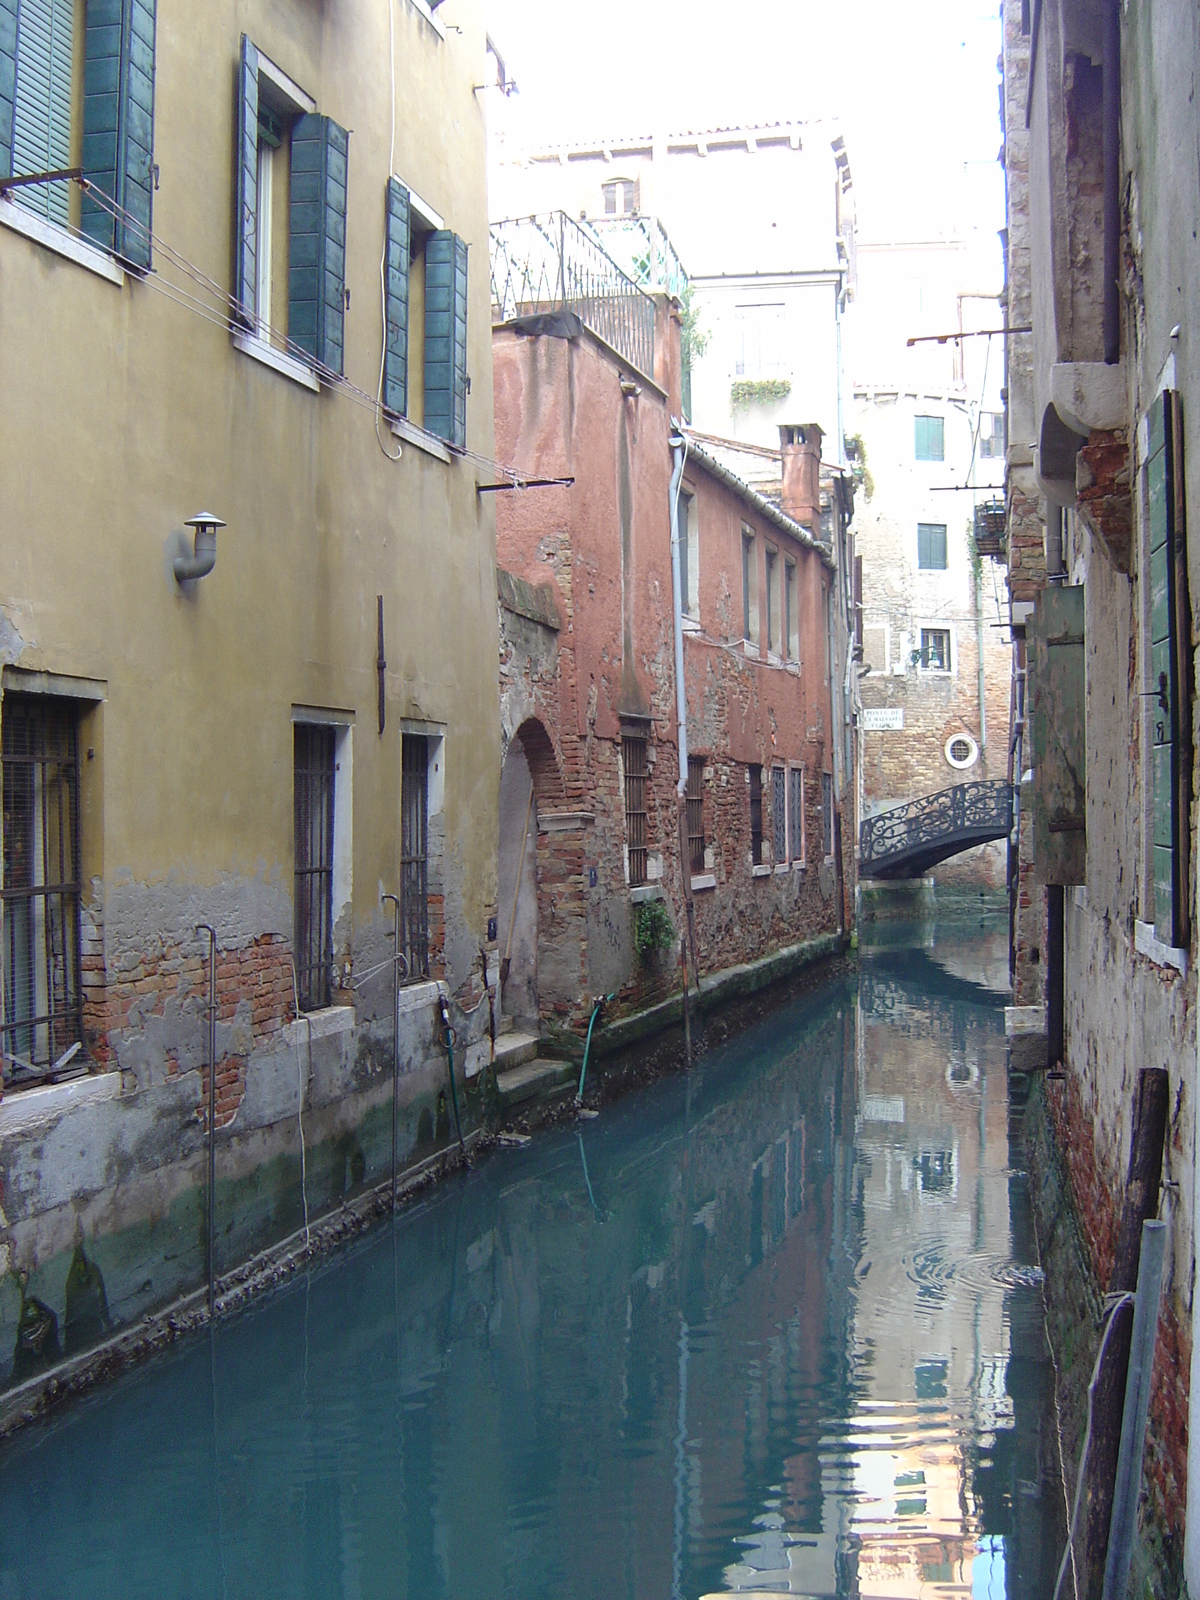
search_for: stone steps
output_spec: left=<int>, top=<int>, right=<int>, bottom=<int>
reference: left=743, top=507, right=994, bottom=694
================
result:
left=493, top=1030, right=539, bottom=1071
left=495, top=1057, right=576, bottom=1110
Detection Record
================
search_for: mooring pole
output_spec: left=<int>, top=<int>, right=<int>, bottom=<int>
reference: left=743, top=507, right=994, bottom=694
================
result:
left=1081, top=1066, right=1169, bottom=1598
left=196, top=923, right=217, bottom=1317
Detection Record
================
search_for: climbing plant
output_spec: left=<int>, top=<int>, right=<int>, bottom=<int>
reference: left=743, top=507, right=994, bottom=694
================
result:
left=634, top=898, right=676, bottom=964
left=731, top=377, right=792, bottom=409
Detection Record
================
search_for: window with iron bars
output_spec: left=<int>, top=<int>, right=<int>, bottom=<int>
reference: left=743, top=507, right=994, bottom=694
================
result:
left=772, top=766, right=787, bottom=863
left=686, top=756, right=705, bottom=874
left=623, top=730, right=648, bottom=887
left=749, top=764, right=764, bottom=866
left=822, top=771, right=834, bottom=859
left=2, top=695, right=85, bottom=1088
left=401, top=735, right=430, bottom=982
left=294, top=724, right=335, bottom=1011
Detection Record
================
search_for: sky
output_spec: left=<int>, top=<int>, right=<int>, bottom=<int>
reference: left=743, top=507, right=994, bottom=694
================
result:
left=486, top=0, right=1006, bottom=253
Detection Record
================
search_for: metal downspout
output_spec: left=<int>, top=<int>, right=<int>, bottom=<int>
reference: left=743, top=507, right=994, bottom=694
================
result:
left=1102, top=0, right=1121, bottom=365
left=669, top=427, right=699, bottom=1051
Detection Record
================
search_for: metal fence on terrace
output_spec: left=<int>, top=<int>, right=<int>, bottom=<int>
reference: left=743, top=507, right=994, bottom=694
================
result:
left=490, top=213, right=656, bottom=380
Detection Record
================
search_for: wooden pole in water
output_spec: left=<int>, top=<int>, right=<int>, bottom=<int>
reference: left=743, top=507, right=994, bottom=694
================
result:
left=1081, top=1066, right=1169, bottom=1599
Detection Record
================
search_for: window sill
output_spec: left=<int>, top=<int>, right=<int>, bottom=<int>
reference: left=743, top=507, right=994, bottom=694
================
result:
left=407, top=0, right=446, bottom=37
left=0, top=1068, right=120, bottom=1135
left=681, top=615, right=701, bottom=634
left=742, top=640, right=761, bottom=660
left=630, top=884, right=664, bottom=904
left=1135, top=921, right=1188, bottom=977
left=751, top=863, right=772, bottom=878
left=691, top=873, right=716, bottom=891
left=390, top=415, right=453, bottom=463
left=774, top=862, right=792, bottom=876
left=233, top=330, right=320, bottom=393
left=0, top=199, right=124, bottom=286
left=285, top=1004, right=355, bottom=1045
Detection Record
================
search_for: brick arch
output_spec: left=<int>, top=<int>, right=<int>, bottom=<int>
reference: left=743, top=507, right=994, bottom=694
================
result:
left=514, top=717, right=566, bottom=809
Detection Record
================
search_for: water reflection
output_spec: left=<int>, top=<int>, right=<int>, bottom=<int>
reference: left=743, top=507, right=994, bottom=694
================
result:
left=0, top=929, right=1061, bottom=1599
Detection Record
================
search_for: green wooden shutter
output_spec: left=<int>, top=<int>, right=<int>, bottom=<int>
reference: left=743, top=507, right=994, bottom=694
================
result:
left=0, top=0, right=16, bottom=179
left=233, top=34, right=258, bottom=326
left=383, top=178, right=409, bottom=415
left=1029, top=584, right=1086, bottom=885
left=11, top=0, right=73, bottom=224
left=81, top=0, right=156, bottom=265
left=425, top=230, right=468, bottom=445
left=289, top=113, right=348, bottom=376
left=1147, top=391, right=1192, bottom=947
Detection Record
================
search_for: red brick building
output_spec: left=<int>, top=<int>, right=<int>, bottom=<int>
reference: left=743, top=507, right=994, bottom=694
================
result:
left=491, top=223, right=854, bottom=1038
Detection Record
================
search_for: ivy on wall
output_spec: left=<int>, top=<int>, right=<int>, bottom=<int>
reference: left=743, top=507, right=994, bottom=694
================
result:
left=730, top=377, right=792, bottom=409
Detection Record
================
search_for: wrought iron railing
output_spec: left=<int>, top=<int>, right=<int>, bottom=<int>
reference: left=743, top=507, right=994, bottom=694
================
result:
left=490, top=212, right=657, bottom=380
left=859, top=781, right=1013, bottom=869
left=974, top=499, right=1006, bottom=558
left=583, top=214, right=689, bottom=297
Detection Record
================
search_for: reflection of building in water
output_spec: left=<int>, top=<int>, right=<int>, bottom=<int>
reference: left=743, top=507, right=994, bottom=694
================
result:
left=846, top=957, right=1014, bottom=1597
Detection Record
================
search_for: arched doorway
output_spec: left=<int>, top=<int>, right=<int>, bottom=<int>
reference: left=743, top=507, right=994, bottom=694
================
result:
left=497, top=718, right=567, bottom=1027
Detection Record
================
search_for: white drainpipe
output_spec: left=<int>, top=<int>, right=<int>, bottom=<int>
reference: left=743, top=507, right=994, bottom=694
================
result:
left=669, top=427, right=689, bottom=795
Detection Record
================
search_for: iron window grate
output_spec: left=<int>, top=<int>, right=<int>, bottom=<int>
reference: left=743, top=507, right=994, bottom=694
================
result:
left=772, top=766, right=787, bottom=864
left=822, top=772, right=834, bottom=859
left=623, top=733, right=648, bottom=887
left=686, top=756, right=705, bottom=874
left=401, top=735, right=430, bottom=982
left=749, top=764, right=763, bottom=866
left=789, top=767, right=804, bottom=864
left=294, top=723, right=335, bottom=1011
left=1, top=694, right=84, bottom=1087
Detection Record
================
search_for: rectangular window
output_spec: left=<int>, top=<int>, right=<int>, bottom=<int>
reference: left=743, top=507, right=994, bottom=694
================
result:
left=1146, top=390, right=1192, bottom=947
left=765, top=548, right=779, bottom=654
left=622, top=729, right=648, bottom=887
left=771, top=765, right=787, bottom=863
left=742, top=528, right=758, bottom=644
left=784, top=560, right=797, bottom=660
left=602, top=177, right=637, bottom=215
left=678, top=491, right=692, bottom=617
left=920, top=627, right=951, bottom=671
left=914, top=415, right=945, bottom=462
left=979, top=411, right=1007, bottom=459
left=821, top=771, right=834, bottom=859
left=423, top=229, right=469, bottom=445
left=789, top=766, right=804, bottom=864
left=1, top=694, right=83, bottom=1087
left=686, top=755, right=705, bottom=874
left=749, top=764, right=763, bottom=866
left=294, top=723, right=335, bottom=1011
left=917, top=522, right=948, bottom=571
left=401, top=735, right=430, bottom=981
left=10, top=0, right=73, bottom=226
left=734, top=303, right=786, bottom=379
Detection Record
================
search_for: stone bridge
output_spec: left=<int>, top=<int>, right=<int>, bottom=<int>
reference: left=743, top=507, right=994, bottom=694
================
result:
left=859, top=781, right=1014, bottom=880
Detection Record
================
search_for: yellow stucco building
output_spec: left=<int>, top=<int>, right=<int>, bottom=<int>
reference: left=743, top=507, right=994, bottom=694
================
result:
left=0, top=0, right=501, bottom=1384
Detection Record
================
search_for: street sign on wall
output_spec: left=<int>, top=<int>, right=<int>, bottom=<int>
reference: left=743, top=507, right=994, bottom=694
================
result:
left=862, top=707, right=905, bottom=731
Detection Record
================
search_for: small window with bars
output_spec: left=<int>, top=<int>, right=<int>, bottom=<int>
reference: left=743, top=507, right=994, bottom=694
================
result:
left=821, top=771, right=834, bottom=859
left=623, top=730, right=649, bottom=887
left=920, top=627, right=952, bottom=671
left=294, top=724, right=335, bottom=1011
left=686, top=755, right=705, bottom=874
left=401, top=735, right=430, bottom=981
left=2, top=694, right=84, bottom=1087
left=749, top=764, right=764, bottom=866
left=789, top=766, right=804, bottom=864
left=771, top=766, right=787, bottom=863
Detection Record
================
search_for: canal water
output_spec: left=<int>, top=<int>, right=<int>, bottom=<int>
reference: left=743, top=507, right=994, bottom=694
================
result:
left=0, top=925, right=1065, bottom=1598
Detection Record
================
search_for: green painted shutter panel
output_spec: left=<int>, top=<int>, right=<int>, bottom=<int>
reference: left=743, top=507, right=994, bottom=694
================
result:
left=289, top=113, right=348, bottom=376
left=81, top=0, right=156, bottom=264
left=424, top=230, right=468, bottom=445
left=1029, top=584, right=1086, bottom=885
left=0, top=0, right=16, bottom=178
left=233, top=34, right=258, bottom=326
left=383, top=177, right=409, bottom=416
left=11, top=0, right=73, bottom=224
left=1147, top=390, right=1191, bottom=947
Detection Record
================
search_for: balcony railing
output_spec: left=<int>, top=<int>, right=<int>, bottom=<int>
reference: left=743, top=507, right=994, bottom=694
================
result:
left=490, top=212, right=656, bottom=381
left=974, top=499, right=1006, bottom=558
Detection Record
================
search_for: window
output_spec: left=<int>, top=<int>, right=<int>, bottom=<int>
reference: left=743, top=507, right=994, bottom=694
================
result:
left=742, top=528, right=758, bottom=645
left=294, top=724, right=335, bottom=1011
left=772, top=766, right=787, bottom=863
left=601, top=177, right=637, bottom=215
left=677, top=491, right=698, bottom=617
left=234, top=37, right=348, bottom=377
left=401, top=735, right=430, bottom=981
left=979, top=411, right=1007, bottom=459
left=945, top=733, right=979, bottom=770
left=789, top=766, right=804, bottom=864
left=2, top=695, right=83, bottom=1086
left=381, top=180, right=468, bottom=443
left=734, top=303, right=786, bottom=379
left=920, top=628, right=952, bottom=671
left=1, top=0, right=157, bottom=264
left=821, top=771, right=834, bottom=859
left=914, top=415, right=945, bottom=462
left=917, top=522, right=948, bottom=571
left=686, top=756, right=705, bottom=874
left=749, top=764, right=764, bottom=866
left=1145, top=389, right=1191, bottom=948
left=622, top=728, right=648, bottom=887
left=784, top=559, right=798, bottom=661
left=765, top=548, right=779, bottom=655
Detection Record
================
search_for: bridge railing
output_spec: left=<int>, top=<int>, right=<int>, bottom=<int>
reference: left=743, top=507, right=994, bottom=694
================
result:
left=860, top=781, right=1013, bottom=867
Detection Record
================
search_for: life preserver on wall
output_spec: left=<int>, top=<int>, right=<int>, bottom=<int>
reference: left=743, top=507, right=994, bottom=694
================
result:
left=944, top=732, right=979, bottom=770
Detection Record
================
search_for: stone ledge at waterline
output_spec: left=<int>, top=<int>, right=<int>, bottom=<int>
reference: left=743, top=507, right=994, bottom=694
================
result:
left=540, top=931, right=846, bottom=1063
left=0, top=982, right=493, bottom=1409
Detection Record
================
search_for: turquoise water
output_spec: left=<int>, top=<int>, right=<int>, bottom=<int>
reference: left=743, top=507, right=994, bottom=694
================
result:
left=0, top=929, right=1062, bottom=1597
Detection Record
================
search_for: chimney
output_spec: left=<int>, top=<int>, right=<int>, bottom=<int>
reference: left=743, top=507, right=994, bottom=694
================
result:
left=779, top=424, right=823, bottom=530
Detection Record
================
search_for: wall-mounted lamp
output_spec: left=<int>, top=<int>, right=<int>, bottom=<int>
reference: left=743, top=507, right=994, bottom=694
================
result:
left=174, top=513, right=226, bottom=583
